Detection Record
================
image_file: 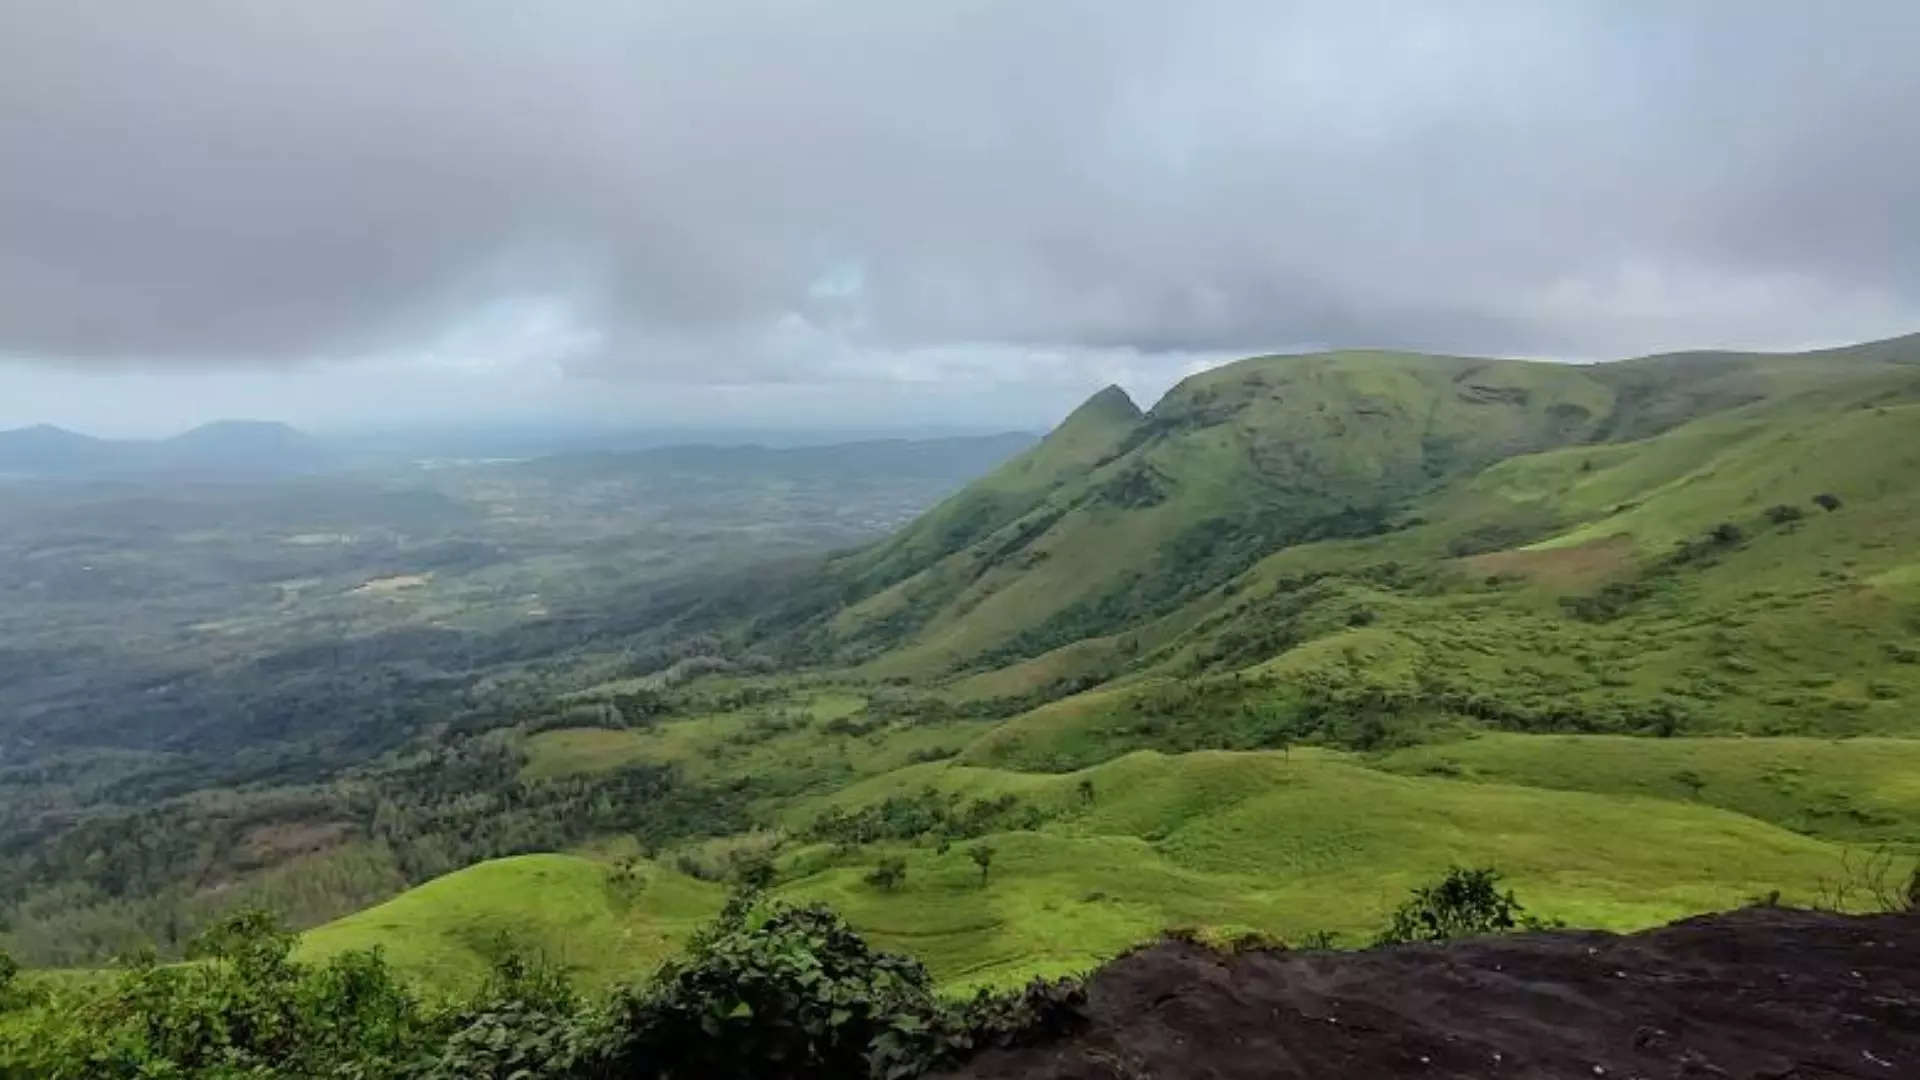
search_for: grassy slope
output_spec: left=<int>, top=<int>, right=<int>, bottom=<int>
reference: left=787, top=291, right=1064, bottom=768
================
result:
left=836, top=352, right=1622, bottom=676
left=1375, top=734, right=1920, bottom=847
left=295, top=335, right=1920, bottom=996
left=297, top=854, right=723, bottom=993
left=952, top=347, right=1920, bottom=768
left=302, top=752, right=1853, bottom=994
left=768, top=749, right=1847, bottom=985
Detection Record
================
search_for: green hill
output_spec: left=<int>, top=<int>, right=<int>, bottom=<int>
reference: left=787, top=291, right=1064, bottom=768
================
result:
left=297, top=854, right=723, bottom=993
left=272, top=332, right=1920, bottom=996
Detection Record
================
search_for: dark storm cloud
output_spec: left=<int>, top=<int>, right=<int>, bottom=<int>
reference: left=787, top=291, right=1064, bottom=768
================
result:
left=2, top=1, right=1917, bottom=376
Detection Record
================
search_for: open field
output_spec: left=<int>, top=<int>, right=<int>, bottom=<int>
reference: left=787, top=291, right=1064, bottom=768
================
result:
left=305, top=747, right=1878, bottom=995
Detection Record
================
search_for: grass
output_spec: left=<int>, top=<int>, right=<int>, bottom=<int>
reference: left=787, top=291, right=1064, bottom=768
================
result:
left=1374, top=733, right=1920, bottom=846
left=315, top=749, right=1868, bottom=996
left=780, top=749, right=1875, bottom=985
left=297, top=854, right=723, bottom=994
left=159, top=339, right=1920, bottom=1004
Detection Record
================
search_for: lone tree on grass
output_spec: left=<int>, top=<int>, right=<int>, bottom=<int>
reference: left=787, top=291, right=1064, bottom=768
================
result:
left=865, top=856, right=907, bottom=892
left=969, top=843, right=996, bottom=886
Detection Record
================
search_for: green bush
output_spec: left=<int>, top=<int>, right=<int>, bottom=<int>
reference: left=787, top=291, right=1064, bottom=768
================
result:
left=1374, top=867, right=1543, bottom=946
left=865, top=857, right=908, bottom=892
left=0, top=897, right=1083, bottom=1079
left=608, top=900, right=943, bottom=1079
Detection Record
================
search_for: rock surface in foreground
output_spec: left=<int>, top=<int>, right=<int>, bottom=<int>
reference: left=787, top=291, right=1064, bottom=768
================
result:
left=939, top=908, right=1918, bottom=1079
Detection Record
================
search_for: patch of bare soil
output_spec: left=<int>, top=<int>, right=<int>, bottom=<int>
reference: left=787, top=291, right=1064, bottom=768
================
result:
left=938, top=908, right=1918, bottom=1079
left=1466, top=533, right=1636, bottom=591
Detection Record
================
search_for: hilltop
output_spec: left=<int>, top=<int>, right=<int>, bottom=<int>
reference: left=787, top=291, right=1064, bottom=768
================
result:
left=711, top=334, right=1920, bottom=749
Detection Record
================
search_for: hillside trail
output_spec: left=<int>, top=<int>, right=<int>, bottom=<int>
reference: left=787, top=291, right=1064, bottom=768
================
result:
left=939, top=908, right=1919, bottom=1079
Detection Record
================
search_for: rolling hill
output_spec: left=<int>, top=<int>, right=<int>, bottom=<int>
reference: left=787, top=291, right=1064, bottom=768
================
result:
left=282, top=332, right=1920, bottom=997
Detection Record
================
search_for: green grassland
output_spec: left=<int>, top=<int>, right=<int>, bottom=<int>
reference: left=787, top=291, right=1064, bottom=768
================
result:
left=1375, top=734, right=1920, bottom=847
left=303, top=749, right=1863, bottom=995
left=310, top=336, right=1920, bottom=999
left=297, top=854, right=723, bottom=993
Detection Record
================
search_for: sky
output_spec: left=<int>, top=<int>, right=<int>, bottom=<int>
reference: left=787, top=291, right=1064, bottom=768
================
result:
left=2, top=2, right=1917, bottom=437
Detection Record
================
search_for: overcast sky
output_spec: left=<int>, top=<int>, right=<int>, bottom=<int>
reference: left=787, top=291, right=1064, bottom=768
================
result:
left=2, top=2, right=1917, bottom=436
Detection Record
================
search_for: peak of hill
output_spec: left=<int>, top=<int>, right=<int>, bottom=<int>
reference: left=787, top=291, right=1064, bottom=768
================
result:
left=166, top=418, right=307, bottom=446
left=743, top=334, right=1920, bottom=745
left=0, top=418, right=333, bottom=475
left=158, top=419, right=331, bottom=472
left=0, top=423, right=116, bottom=471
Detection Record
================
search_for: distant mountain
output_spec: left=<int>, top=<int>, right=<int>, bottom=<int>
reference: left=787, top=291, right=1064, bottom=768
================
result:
left=0, top=419, right=332, bottom=476
left=0, top=424, right=119, bottom=472
left=157, top=420, right=333, bottom=473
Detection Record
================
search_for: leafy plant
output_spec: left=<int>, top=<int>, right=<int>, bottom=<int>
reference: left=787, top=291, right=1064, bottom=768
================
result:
left=865, top=857, right=908, bottom=892
left=607, top=900, right=940, bottom=1079
left=1375, top=867, right=1540, bottom=945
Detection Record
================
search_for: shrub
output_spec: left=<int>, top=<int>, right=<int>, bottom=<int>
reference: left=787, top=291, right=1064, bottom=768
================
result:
left=608, top=900, right=941, bottom=1079
left=1765, top=504, right=1806, bottom=526
left=7, top=909, right=431, bottom=1078
left=1813, top=493, right=1843, bottom=512
left=1375, top=867, right=1538, bottom=945
left=865, top=857, right=908, bottom=892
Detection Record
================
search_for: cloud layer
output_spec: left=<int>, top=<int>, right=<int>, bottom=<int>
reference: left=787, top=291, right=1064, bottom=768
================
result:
left=2, top=1, right=1917, bottom=417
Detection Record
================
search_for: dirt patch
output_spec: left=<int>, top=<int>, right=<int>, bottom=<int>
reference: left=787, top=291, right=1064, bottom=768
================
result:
left=937, top=908, right=1919, bottom=1080
left=1465, top=533, right=1636, bottom=591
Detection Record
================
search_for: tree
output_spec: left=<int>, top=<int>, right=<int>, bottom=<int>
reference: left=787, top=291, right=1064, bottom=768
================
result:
left=969, top=843, right=996, bottom=886
left=1814, top=492, right=1843, bottom=512
left=865, top=856, right=907, bottom=892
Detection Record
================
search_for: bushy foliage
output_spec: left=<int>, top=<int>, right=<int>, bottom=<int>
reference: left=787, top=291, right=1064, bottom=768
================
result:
left=2, top=909, right=432, bottom=1079
left=1, top=897, right=1087, bottom=1080
left=607, top=900, right=941, bottom=1078
left=806, top=789, right=1030, bottom=847
left=1374, top=867, right=1545, bottom=946
left=865, top=857, right=908, bottom=892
